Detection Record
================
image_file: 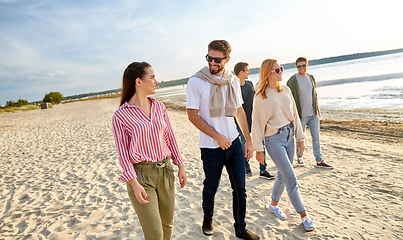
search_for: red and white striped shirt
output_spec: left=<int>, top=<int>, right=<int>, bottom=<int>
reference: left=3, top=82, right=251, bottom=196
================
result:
left=112, top=98, right=184, bottom=182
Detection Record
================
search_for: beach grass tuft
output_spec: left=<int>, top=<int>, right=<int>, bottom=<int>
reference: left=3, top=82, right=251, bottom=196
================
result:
left=0, top=105, right=40, bottom=113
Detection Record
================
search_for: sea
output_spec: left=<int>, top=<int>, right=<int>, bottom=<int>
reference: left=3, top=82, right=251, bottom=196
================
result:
left=154, top=52, right=403, bottom=111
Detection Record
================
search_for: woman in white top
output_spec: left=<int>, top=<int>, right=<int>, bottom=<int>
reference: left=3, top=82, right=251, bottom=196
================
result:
left=251, top=59, right=316, bottom=231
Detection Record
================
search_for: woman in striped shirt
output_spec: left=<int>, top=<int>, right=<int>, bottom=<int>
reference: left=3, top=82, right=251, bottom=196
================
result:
left=112, top=62, right=187, bottom=240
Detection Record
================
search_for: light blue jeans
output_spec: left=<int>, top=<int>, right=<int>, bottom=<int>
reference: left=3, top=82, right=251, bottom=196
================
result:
left=265, top=123, right=305, bottom=214
left=297, top=115, right=322, bottom=163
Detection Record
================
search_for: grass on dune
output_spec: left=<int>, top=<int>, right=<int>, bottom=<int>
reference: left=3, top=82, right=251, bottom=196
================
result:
left=0, top=105, right=42, bottom=113
left=1, top=94, right=120, bottom=114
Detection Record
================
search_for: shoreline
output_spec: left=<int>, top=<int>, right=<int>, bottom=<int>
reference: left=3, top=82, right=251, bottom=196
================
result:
left=152, top=91, right=403, bottom=122
left=2, top=96, right=402, bottom=142
left=153, top=95, right=403, bottom=143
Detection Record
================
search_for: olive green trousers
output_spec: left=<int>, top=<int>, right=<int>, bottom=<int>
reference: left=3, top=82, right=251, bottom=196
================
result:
left=126, top=158, right=176, bottom=240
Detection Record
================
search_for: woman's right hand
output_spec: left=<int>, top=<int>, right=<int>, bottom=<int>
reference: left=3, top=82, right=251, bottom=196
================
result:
left=297, top=141, right=305, bottom=155
left=256, top=151, right=265, bottom=164
left=130, top=178, right=149, bottom=204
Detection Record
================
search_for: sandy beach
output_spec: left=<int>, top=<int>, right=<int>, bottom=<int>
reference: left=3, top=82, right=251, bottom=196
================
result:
left=1, top=97, right=402, bottom=239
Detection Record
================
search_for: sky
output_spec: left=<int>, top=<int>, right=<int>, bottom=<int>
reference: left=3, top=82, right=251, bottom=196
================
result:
left=1, top=0, right=402, bottom=106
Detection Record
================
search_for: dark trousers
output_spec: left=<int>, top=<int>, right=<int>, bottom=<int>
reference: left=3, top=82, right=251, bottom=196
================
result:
left=201, top=138, right=247, bottom=233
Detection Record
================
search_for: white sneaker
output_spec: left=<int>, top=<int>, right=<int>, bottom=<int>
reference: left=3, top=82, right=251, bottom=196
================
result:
left=293, top=157, right=305, bottom=168
left=302, top=215, right=316, bottom=231
left=268, top=205, right=287, bottom=220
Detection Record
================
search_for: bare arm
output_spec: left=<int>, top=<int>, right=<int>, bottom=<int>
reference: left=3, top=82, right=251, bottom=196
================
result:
left=187, top=109, right=232, bottom=150
left=177, top=163, right=187, bottom=188
left=235, top=107, right=253, bottom=159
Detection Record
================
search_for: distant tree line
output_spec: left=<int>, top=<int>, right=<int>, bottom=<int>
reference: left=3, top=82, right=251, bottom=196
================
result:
left=4, top=99, right=30, bottom=107
left=157, top=77, right=189, bottom=88
left=62, top=89, right=120, bottom=101
left=1, top=92, right=63, bottom=109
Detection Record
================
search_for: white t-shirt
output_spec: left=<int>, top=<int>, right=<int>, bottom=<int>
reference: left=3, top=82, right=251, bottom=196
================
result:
left=186, top=74, right=243, bottom=149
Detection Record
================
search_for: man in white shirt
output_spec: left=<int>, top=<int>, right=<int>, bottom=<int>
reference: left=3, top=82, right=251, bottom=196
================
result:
left=186, top=40, right=260, bottom=240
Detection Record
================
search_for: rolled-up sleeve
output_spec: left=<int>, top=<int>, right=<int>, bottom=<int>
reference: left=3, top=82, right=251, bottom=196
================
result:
left=112, top=114, right=136, bottom=182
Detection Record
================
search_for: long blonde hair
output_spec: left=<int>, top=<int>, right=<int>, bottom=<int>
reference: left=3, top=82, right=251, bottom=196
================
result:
left=256, top=59, right=283, bottom=99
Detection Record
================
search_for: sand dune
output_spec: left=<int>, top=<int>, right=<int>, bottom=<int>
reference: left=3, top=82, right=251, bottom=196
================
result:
left=1, top=98, right=402, bottom=239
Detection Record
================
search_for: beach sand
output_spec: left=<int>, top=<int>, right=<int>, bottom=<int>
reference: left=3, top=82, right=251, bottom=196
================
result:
left=1, top=97, right=402, bottom=239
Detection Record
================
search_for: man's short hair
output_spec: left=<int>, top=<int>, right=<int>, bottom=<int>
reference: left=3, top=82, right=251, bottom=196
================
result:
left=234, top=62, right=249, bottom=76
left=295, top=57, right=308, bottom=65
left=208, top=40, right=231, bottom=57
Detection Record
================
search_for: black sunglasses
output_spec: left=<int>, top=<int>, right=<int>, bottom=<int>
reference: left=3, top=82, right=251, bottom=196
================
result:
left=296, top=64, right=307, bottom=68
left=205, top=54, right=228, bottom=63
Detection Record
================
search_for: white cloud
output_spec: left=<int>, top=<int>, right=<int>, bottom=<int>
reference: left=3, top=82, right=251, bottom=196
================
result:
left=45, top=71, right=66, bottom=77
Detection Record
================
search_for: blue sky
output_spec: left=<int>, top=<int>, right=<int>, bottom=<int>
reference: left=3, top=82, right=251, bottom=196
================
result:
left=1, top=0, right=402, bottom=106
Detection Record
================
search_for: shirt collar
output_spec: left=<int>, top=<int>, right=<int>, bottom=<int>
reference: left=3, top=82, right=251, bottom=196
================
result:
left=122, top=97, right=155, bottom=109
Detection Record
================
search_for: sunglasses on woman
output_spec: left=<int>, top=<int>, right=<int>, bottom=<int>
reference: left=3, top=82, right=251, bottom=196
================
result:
left=205, top=54, right=228, bottom=63
left=271, top=66, right=284, bottom=74
left=296, top=64, right=307, bottom=68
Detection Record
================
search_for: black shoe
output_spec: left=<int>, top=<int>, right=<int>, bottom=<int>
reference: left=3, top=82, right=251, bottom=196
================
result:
left=245, top=167, right=252, bottom=175
left=235, top=230, right=260, bottom=240
left=259, top=170, right=275, bottom=180
left=202, top=217, right=214, bottom=236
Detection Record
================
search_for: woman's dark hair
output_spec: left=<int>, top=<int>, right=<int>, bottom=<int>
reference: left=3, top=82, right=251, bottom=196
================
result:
left=120, top=62, right=151, bottom=106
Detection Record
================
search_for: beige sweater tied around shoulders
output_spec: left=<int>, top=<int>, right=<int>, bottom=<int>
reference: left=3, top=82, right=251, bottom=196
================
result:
left=192, top=66, right=238, bottom=117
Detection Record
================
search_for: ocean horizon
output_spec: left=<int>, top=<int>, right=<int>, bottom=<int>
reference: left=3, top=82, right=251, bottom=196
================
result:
left=154, top=52, right=403, bottom=111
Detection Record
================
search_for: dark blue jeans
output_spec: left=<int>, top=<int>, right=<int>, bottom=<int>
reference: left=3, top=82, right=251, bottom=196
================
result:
left=201, top=138, right=247, bottom=233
